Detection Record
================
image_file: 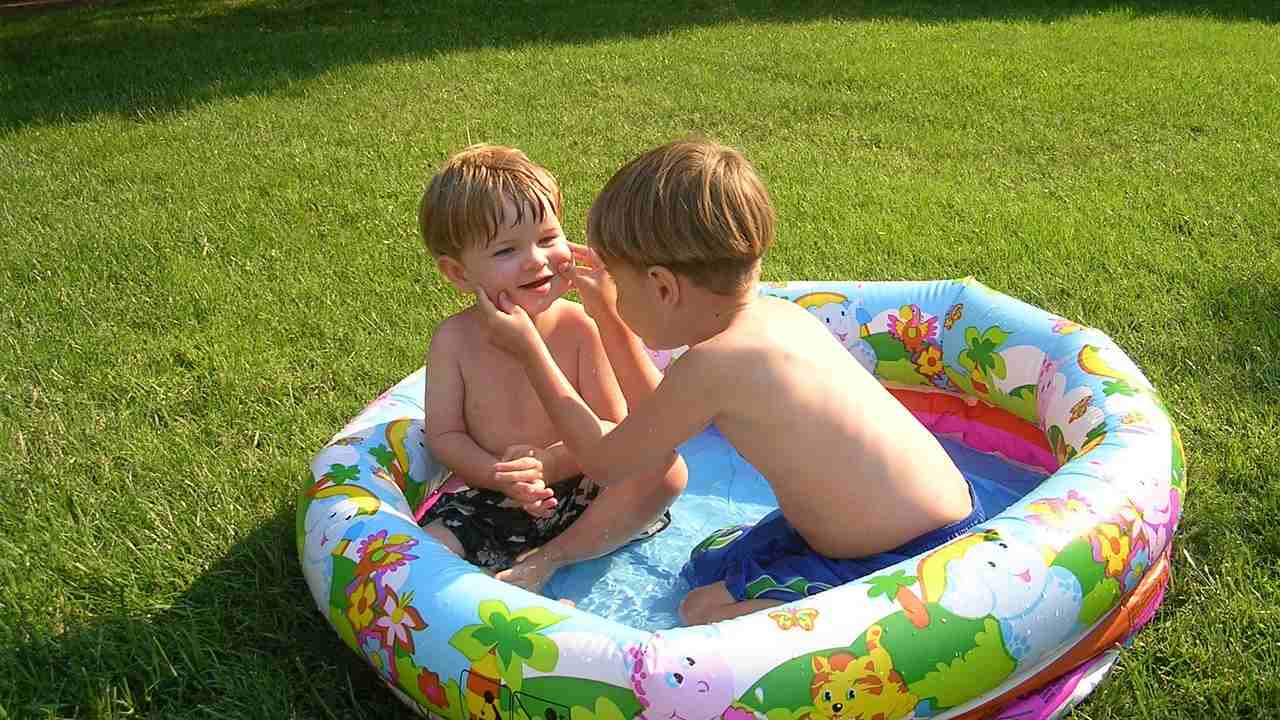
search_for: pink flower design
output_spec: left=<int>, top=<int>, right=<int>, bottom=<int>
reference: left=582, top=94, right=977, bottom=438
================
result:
left=1117, top=486, right=1177, bottom=556
left=1027, top=490, right=1093, bottom=530
left=1052, top=317, right=1084, bottom=335
left=374, top=586, right=427, bottom=654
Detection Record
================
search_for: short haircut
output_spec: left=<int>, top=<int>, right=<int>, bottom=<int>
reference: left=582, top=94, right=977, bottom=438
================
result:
left=587, top=138, right=775, bottom=295
left=419, top=144, right=563, bottom=259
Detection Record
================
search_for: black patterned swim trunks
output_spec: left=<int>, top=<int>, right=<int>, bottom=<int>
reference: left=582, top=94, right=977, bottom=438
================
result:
left=420, top=475, right=671, bottom=571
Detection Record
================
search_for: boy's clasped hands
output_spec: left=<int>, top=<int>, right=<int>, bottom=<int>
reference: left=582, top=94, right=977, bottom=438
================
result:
left=491, top=443, right=560, bottom=518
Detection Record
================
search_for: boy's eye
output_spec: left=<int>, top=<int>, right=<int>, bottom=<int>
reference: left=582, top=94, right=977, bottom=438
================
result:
left=493, top=247, right=514, bottom=257
left=538, top=236, right=561, bottom=246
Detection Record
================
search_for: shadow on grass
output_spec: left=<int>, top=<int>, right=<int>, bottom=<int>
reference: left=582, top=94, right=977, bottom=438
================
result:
left=2, top=0, right=1276, bottom=131
left=1206, top=277, right=1280, bottom=403
left=6, top=507, right=411, bottom=718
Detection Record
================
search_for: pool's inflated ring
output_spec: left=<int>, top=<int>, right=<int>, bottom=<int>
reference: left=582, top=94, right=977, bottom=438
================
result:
left=299, top=278, right=1183, bottom=720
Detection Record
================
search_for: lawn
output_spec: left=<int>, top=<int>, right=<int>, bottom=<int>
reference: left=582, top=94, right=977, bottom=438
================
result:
left=1, top=0, right=1277, bottom=717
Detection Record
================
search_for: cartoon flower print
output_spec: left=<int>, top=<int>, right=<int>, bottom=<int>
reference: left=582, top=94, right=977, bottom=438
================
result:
left=887, top=304, right=938, bottom=354
left=1069, top=395, right=1092, bottom=423
left=914, top=345, right=945, bottom=377
left=1117, top=494, right=1175, bottom=557
left=944, top=303, right=964, bottom=330
left=350, top=530, right=418, bottom=590
left=1089, top=523, right=1131, bottom=578
left=374, top=586, right=427, bottom=654
left=417, top=667, right=449, bottom=708
left=1028, top=490, right=1093, bottom=530
left=346, top=579, right=378, bottom=632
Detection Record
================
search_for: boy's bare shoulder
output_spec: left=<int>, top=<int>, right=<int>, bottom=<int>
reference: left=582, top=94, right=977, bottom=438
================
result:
left=428, top=308, right=479, bottom=353
left=547, top=299, right=604, bottom=341
left=698, top=298, right=821, bottom=372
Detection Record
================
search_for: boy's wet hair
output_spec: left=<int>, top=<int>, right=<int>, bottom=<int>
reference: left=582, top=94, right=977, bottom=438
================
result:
left=419, top=144, right=563, bottom=259
left=588, top=138, right=775, bottom=295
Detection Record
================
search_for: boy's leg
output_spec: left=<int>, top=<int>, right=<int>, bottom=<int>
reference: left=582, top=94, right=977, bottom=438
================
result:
left=422, top=520, right=466, bottom=557
left=678, top=581, right=784, bottom=625
left=496, top=453, right=687, bottom=593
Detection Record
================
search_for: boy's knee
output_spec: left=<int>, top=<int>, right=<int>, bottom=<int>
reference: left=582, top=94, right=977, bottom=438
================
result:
left=678, top=590, right=703, bottom=625
left=678, top=583, right=725, bottom=626
left=423, top=521, right=465, bottom=557
left=658, top=454, right=689, bottom=499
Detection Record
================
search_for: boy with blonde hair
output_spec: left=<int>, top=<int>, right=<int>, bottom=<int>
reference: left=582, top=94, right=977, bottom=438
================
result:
left=476, top=139, right=984, bottom=623
left=418, top=144, right=686, bottom=593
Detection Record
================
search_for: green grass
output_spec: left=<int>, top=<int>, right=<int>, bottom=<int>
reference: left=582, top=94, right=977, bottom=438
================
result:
left=2, top=0, right=1278, bottom=717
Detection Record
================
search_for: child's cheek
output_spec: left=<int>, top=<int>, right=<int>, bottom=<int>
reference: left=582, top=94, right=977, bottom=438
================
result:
left=550, top=244, right=572, bottom=267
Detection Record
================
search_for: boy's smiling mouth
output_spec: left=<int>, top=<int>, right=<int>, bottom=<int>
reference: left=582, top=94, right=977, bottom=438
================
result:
left=520, top=275, right=555, bottom=290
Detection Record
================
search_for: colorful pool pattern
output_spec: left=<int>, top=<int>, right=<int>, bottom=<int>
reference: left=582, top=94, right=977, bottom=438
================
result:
left=299, top=278, right=1184, bottom=720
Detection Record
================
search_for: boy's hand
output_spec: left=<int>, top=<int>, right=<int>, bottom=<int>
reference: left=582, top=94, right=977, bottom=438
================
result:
left=495, top=444, right=558, bottom=518
left=474, top=288, right=542, bottom=361
left=563, top=243, right=618, bottom=320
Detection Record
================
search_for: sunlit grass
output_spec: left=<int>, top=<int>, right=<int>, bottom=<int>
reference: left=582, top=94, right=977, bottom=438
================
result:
left=1, top=1, right=1277, bottom=717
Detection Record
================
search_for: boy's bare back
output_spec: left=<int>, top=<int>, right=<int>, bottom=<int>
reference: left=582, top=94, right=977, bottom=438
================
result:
left=667, top=295, right=971, bottom=559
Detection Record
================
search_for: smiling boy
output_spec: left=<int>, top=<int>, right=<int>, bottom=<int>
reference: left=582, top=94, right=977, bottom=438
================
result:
left=417, top=144, right=686, bottom=593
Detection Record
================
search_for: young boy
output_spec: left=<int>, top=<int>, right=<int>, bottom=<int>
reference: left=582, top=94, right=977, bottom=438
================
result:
left=475, top=138, right=985, bottom=623
left=417, top=144, right=687, bottom=594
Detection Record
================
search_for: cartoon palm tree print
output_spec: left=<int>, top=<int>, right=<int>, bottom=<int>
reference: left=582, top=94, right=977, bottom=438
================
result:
left=958, top=325, right=1009, bottom=393
left=866, top=569, right=930, bottom=628
left=450, top=600, right=567, bottom=693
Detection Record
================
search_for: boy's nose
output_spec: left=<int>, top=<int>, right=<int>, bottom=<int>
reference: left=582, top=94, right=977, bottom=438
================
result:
left=523, top=246, right=547, bottom=270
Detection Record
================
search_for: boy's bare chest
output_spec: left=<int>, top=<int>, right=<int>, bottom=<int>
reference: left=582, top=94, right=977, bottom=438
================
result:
left=460, top=343, right=577, bottom=449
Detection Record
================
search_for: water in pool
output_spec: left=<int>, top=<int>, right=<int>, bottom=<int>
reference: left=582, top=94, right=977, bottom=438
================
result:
left=544, top=425, right=1046, bottom=631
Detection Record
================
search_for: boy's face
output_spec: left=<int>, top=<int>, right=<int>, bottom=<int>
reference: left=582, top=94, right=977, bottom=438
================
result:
left=441, top=196, right=572, bottom=317
left=607, top=259, right=677, bottom=350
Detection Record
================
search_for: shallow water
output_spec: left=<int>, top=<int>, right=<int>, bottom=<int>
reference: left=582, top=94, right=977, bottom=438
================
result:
left=546, top=426, right=1046, bottom=631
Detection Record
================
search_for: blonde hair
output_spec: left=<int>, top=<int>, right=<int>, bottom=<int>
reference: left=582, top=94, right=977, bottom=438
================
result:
left=419, top=144, right=563, bottom=259
left=587, top=139, right=775, bottom=295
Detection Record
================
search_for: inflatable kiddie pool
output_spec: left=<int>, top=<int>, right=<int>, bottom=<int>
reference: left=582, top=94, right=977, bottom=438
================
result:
left=299, top=278, right=1185, bottom=720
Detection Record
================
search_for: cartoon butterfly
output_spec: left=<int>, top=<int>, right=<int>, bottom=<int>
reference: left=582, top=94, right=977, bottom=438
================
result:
left=768, top=607, right=819, bottom=631
left=943, top=303, right=964, bottom=331
left=1052, top=317, right=1084, bottom=335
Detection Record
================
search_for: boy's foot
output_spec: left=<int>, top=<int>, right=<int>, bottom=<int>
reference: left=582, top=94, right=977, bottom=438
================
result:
left=495, top=547, right=565, bottom=594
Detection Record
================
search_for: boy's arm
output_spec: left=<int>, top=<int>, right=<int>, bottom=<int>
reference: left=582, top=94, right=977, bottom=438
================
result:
left=594, top=308, right=665, bottom=408
left=564, top=244, right=663, bottom=407
left=534, top=343, right=715, bottom=485
left=574, top=309, right=628, bottom=424
left=423, top=322, right=502, bottom=488
left=475, top=288, right=715, bottom=485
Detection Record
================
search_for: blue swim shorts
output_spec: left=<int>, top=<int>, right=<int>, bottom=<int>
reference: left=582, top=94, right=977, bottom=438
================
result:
left=680, top=480, right=986, bottom=603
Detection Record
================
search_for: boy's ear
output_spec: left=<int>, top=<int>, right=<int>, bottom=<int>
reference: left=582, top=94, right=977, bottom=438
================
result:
left=648, top=265, right=681, bottom=306
left=436, top=255, right=471, bottom=292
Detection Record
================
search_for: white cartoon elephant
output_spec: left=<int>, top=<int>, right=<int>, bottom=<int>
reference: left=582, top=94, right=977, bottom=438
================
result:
left=798, top=294, right=877, bottom=373
left=936, top=521, right=1083, bottom=664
